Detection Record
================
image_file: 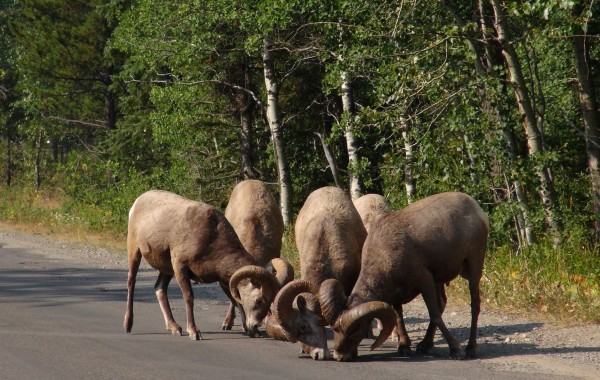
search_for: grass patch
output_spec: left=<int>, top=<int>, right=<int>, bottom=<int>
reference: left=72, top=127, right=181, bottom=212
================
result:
left=449, top=239, right=600, bottom=324
left=0, top=186, right=126, bottom=251
left=1, top=185, right=598, bottom=324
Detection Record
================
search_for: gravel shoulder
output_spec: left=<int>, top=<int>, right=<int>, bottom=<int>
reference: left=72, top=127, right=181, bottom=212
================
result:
left=1, top=228, right=598, bottom=379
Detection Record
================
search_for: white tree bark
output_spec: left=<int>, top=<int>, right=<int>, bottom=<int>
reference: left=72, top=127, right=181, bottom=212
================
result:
left=340, top=69, right=363, bottom=201
left=492, top=0, right=561, bottom=237
left=262, top=38, right=292, bottom=225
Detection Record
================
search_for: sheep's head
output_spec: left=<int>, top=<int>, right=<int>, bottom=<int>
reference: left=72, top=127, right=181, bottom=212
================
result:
left=230, top=265, right=280, bottom=337
left=272, top=280, right=331, bottom=360
left=319, top=279, right=396, bottom=362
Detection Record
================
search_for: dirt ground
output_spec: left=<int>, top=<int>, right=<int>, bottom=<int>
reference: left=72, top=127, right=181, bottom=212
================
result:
left=1, top=227, right=598, bottom=379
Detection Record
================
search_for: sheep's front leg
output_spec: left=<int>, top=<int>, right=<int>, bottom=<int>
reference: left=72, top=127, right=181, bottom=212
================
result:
left=154, top=272, right=183, bottom=336
left=394, top=304, right=413, bottom=356
left=222, top=302, right=236, bottom=330
left=220, top=283, right=249, bottom=334
left=173, top=266, right=202, bottom=340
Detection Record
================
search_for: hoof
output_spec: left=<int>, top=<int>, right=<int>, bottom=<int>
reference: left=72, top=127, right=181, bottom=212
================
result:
left=448, top=347, right=463, bottom=360
left=168, top=326, right=183, bottom=336
left=416, top=341, right=433, bottom=354
left=221, top=324, right=233, bottom=331
left=397, top=345, right=413, bottom=357
left=464, top=345, right=477, bottom=359
left=189, top=331, right=202, bottom=341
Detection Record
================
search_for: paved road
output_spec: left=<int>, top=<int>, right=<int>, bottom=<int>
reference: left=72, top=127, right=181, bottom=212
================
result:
left=0, top=235, right=583, bottom=379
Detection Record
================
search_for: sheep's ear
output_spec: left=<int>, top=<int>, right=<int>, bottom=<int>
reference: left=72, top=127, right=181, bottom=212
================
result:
left=296, top=295, right=307, bottom=313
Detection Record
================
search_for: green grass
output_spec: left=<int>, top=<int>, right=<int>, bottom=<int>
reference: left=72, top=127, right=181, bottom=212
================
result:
left=1, top=185, right=598, bottom=324
left=450, top=239, right=600, bottom=324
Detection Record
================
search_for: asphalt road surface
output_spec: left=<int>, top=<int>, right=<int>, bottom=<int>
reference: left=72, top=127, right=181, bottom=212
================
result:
left=0, top=231, right=596, bottom=380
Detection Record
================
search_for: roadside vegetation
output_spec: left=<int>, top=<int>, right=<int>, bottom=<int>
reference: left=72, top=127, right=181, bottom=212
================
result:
left=1, top=186, right=598, bottom=324
left=1, top=2, right=599, bottom=324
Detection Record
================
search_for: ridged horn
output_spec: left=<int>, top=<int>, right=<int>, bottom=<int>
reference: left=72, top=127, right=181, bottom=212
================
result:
left=335, top=301, right=396, bottom=351
left=266, top=258, right=295, bottom=287
left=265, top=314, right=296, bottom=343
left=229, top=265, right=280, bottom=304
left=273, top=280, right=319, bottom=329
left=318, top=279, right=347, bottom=326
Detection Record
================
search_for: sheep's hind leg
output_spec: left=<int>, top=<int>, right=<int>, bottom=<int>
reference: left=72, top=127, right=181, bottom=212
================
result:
left=155, top=272, right=183, bottom=337
left=420, top=278, right=462, bottom=359
left=416, top=283, right=447, bottom=354
left=124, top=247, right=141, bottom=333
left=463, top=264, right=482, bottom=359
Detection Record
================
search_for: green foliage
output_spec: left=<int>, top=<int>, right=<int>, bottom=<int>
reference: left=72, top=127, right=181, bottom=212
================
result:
left=1, top=0, right=599, bottom=323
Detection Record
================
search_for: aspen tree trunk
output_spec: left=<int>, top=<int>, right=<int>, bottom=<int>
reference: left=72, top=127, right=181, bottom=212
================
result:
left=338, top=23, right=363, bottom=200
left=239, top=101, right=257, bottom=180
left=238, top=59, right=258, bottom=180
left=5, top=133, right=11, bottom=187
left=479, top=1, right=536, bottom=245
left=491, top=0, right=561, bottom=237
left=401, top=119, right=415, bottom=203
left=262, top=38, right=292, bottom=225
left=35, top=129, right=43, bottom=190
left=340, top=69, right=363, bottom=200
left=573, top=23, right=600, bottom=243
left=444, top=0, right=536, bottom=245
left=315, top=132, right=343, bottom=188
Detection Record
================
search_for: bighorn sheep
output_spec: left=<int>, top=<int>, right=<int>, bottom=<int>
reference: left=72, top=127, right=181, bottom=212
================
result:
left=296, top=187, right=366, bottom=295
left=123, top=190, right=281, bottom=340
left=353, top=193, right=393, bottom=337
left=221, top=180, right=291, bottom=331
left=319, top=192, right=489, bottom=361
left=269, top=187, right=367, bottom=360
left=353, top=194, right=392, bottom=234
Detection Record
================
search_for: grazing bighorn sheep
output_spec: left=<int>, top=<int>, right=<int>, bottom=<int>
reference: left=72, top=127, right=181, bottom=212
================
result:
left=221, top=180, right=290, bottom=332
left=123, top=190, right=281, bottom=340
left=269, top=187, right=367, bottom=360
left=296, top=187, right=366, bottom=295
left=319, top=192, right=489, bottom=361
left=353, top=193, right=393, bottom=338
left=353, top=193, right=392, bottom=234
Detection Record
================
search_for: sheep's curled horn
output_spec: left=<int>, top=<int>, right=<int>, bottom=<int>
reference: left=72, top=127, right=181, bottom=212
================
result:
left=265, top=314, right=296, bottom=342
left=266, top=258, right=295, bottom=287
left=318, top=278, right=347, bottom=326
left=319, top=278, right=397, bottom=351
left=273, top=279, right=320, bottom=331
left=335, top=301, right=397, bottom=351
left=229, top=265, right=281, bottom=304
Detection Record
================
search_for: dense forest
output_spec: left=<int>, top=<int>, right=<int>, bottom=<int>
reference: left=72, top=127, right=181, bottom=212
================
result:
left=1, top=0, right=600, bottom=255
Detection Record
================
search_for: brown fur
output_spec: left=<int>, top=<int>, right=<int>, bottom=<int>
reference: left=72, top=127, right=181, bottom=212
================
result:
left=330, top=192, right=489, bottom=360
left=123, top=190, right=277, bottom=340
left=221, top=180, right=284, bottom=330
left=225, top=180, right=283, bottom=265
left=353, top=194, right=392, bottom=234
left=272, top=187, right=366, bottom=360
left=295, top=187, right=366, bottom=295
